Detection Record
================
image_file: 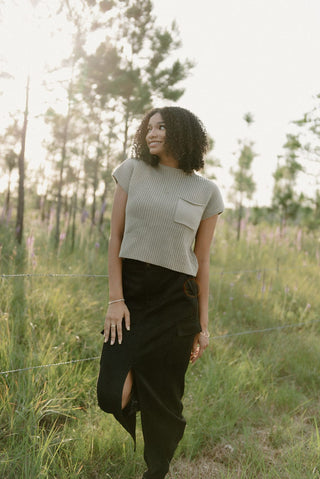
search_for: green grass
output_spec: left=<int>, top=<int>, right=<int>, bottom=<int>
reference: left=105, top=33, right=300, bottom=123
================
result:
left=1, top=218, right=320, bottom=478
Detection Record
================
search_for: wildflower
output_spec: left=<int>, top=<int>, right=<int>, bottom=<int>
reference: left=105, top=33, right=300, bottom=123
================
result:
left=296, top=228, right=302, bottom=251
left=26, top=235, right=36, bottom=269
left=26, top=235, right=34, bottom=250
left=81, top=210, right=89, bottom=223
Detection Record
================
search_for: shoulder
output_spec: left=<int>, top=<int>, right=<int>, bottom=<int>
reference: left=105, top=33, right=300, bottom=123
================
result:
left=113, top=158, right=138, bottom=173
left=112, top=158, right=141, bottom=192
left=112, top=158, right=141, bottom=179
left=191, top=171, right=221, bottom=193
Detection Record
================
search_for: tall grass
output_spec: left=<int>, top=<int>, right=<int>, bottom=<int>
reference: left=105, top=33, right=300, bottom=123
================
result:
left=1, top=218, right=320, bottom=478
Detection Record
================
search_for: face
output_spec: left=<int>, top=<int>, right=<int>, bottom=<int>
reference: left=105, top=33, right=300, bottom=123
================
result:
left=146, top=112, right=166, bottom=158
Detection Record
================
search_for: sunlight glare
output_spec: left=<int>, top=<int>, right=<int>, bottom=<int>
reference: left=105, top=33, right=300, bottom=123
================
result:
left=0, top=1, right=73, bottom=117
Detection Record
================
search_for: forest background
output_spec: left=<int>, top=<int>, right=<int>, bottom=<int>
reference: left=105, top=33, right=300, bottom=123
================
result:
left=1, top=0, right=320, bottom=478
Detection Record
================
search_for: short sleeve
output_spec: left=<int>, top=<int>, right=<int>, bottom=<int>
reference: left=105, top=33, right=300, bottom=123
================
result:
left=202, top=182, right=224, bottom=220
left=112, top=158, right=136, bottom=193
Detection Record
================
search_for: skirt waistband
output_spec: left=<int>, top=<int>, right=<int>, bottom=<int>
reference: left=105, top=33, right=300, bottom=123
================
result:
left=122, top=258, right=193, bottom=277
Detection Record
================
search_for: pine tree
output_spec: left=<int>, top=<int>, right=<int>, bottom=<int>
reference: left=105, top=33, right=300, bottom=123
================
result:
left=230, top=113, right=256, bottom=240
left=272, top=134, right=303, bottom=232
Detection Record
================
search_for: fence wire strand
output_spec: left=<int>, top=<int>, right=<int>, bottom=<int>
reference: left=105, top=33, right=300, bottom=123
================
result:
left=1, top=266, right=315, bottom=279
left=0, top=268, right=280, bottom=279
left=1, top=318, right=320, bottom=377
left=0, top=357, right=100, bottom=376
left=0, top=273, right=109, bottom=278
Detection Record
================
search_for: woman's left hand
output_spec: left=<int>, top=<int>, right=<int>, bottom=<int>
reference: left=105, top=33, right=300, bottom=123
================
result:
left=190, top=332, right=209, bottom=364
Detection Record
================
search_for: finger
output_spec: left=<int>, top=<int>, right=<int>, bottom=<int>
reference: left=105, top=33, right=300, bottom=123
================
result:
left=191, top=336, right=198, bottom=353
left=197, top=346, right=204, bottom=359
left=190, top=344, right=200, bottom=364
left=195, top=339, right=209, bottom=361
left=117, top=321, right=123, bottom=345
left=104, top=322, right=110, bottom=343
left=110, top=323, right=117, bottom=345
left=124, top=309, right=130, bottom=331
left=190, top=353, right=198, bottom=364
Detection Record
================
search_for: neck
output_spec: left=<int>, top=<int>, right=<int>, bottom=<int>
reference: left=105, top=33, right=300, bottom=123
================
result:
left=159, top=154, right=179, bottom=169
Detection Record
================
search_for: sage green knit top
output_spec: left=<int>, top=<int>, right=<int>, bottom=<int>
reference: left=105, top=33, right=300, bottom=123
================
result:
left=113, top=158, right=224, bottom=276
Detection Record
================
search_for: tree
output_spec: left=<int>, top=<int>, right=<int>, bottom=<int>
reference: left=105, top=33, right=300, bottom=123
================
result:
left=4, top=150, right=18, bottom=216
left=272, top=134, right=303, bottom=232
left=202, top=135, right=221, bottom=180
left=230, top=113, right=256, bottom=240
left=0, top=120, right=21, bottom=218
left=43, top=12, right=88, bottom=248
left=40, top=0, right=192, bottom=246
left=292, top=93, right=320, bottom=230
left=294, top=93, right=320, bottom=187
left=16, top=76, right=30, bottom=244
left=82, top=0, right=193, bottom=160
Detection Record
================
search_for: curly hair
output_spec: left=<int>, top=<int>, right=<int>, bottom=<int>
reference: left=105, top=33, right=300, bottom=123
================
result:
left=131, top=106, right=208, bottom=174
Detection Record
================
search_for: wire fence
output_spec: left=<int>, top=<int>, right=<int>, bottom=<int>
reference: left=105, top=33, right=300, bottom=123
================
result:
left=1, top=318, right=320, bottom=377
left=0, top=273, right=109, bottom=278
left=0, top=267, right=293, bottom=279
left=0, top=264, right=319, bottom=377
left=1, top=263, right=317, bottom=280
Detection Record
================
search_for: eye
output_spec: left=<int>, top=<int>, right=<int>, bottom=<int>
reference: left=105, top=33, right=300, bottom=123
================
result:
left=159, top=124, right=166, bottom=130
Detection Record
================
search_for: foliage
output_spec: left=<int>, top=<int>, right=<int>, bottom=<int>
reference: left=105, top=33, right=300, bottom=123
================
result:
left=80, top=0, right=193, bottom=159
left=0, top=0, right=192, bottom=247
left=290, top=93, right=320, bottom=231
left=272, top=134, right=303, bottom=231
left=229, top=113, right=256, bottom=240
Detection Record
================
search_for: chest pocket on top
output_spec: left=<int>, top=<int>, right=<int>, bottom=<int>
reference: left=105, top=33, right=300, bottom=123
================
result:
left=174, top=198, right=205, bottom=231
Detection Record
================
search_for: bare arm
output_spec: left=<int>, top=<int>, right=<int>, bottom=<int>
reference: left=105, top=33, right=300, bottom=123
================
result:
left=190, top=214, right=219, bottom=363
left=104, top=184, right=130, bottom=345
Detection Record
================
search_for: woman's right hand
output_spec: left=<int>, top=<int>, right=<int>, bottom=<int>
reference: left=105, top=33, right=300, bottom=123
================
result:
left=104, top=302, right=130, bottom=345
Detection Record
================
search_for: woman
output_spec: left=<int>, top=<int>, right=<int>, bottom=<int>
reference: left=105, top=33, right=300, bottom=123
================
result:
left=97, top=106, right=224, bottom=479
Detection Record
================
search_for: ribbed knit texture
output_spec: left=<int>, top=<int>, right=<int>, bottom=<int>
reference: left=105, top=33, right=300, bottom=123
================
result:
left=113, top=159, right=224, bottom=276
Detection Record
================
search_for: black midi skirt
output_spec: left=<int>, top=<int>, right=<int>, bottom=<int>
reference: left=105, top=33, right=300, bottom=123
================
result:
left=97, top=259, right=201, bottom=477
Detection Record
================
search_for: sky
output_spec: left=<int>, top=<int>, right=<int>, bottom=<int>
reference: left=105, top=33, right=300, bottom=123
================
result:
left=1, top=0, right=320, bottom=206
left=153, top=0, right=320, bottom=205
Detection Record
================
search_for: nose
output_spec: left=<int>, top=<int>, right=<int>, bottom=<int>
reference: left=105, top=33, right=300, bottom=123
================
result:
left=147, top=126, right=156, bottom=137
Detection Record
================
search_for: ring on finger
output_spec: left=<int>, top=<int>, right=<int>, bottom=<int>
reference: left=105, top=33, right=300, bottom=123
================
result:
left=110, top=324, right=116, bottom=328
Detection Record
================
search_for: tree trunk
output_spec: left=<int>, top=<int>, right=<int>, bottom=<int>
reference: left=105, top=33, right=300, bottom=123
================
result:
left=55, top=81, right=72, bottom=249
left=16, top=75, right=30, bottom=244
left=5, top=172, right=11, bottom=216
left=91, top=160, right=98, bottom=226
left=98, top=179, right=108, bottom=230
left=236, top=197, right=243, bottom=241
left=81, top=181, right=88, bottom=212
left=122, top=104, right=130, bottom=161
left=40, top=194, right=47, bottom=222
left=71, top=190, right=78, bottom=252
left=55, top=147, right=65, bottom=248
left=91, top=129, right=102, bottom=227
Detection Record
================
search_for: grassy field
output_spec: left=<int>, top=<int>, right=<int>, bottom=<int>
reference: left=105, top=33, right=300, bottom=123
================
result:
left=1, top=217, right=320, bottom=478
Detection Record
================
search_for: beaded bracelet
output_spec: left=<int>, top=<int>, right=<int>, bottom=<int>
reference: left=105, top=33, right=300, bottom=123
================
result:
left=108, top=298, right=125, bottom=305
